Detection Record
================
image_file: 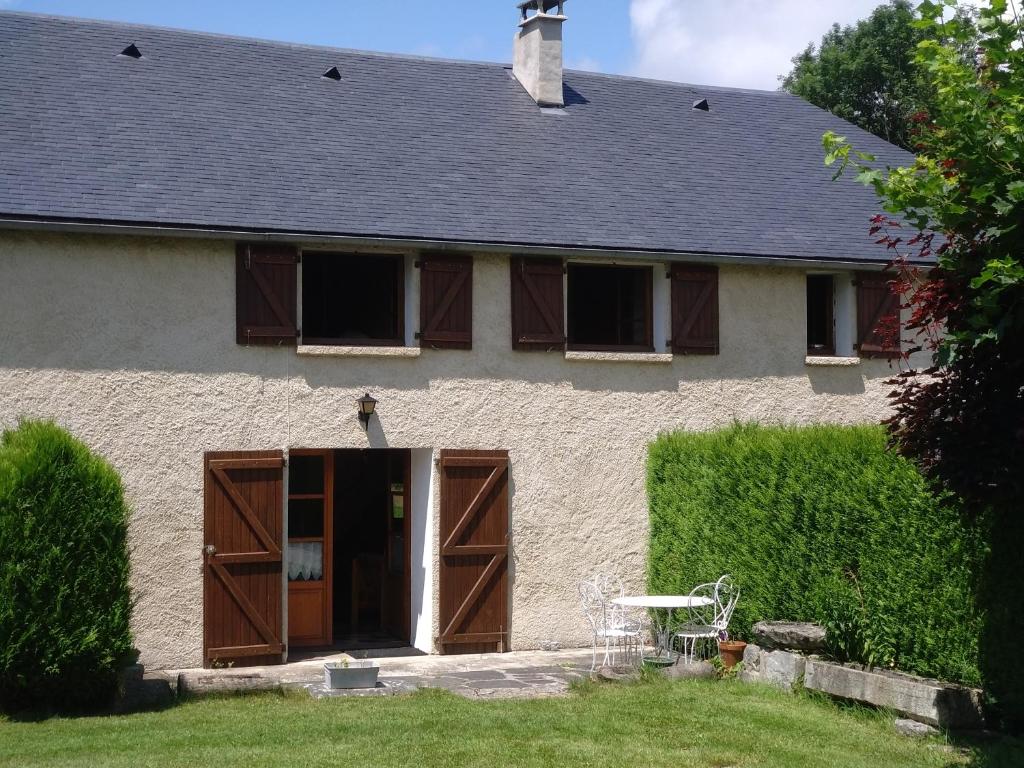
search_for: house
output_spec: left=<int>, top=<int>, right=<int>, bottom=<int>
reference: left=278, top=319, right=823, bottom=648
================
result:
left=0, top=3, right=914, bottom=670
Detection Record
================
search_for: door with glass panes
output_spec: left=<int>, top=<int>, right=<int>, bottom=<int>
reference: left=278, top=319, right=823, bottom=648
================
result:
left=286, top=450, right=333, bottom=647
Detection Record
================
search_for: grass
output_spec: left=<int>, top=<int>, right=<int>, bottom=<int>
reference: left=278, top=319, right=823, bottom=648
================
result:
left=1, top=678, right=1021, bottom=768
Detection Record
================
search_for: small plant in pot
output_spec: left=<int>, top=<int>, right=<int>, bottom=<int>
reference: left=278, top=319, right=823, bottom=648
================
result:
left=717, top=631, right=747, bottom=670
left=324, top=657, right=380, bottom=689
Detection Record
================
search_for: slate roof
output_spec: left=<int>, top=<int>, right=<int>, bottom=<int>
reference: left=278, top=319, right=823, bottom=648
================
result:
left=0, top=12, right=916, bottom=263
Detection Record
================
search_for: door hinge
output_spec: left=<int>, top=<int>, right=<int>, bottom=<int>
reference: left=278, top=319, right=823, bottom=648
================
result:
left=414, top=331, right=422, bottom=340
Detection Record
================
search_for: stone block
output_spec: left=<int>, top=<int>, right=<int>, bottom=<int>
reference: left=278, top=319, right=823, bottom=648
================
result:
left=805, top=659, right=985, bottom=730
left=113, top=669, right=175, bottom=713
left=177, top=670, right=281, bottom=697
left=740, top=643, right=762, bottom=683
left=895, top=718, right=939, bottom=738
left=753, top=621, right=826, bottom=652
left=595, top=665, right=641, bottom=682
left=662, top=661, right=715, bottom=681
left=763, top=650, right=805, bottom=689
left=738, top=644, right=804, bottom=690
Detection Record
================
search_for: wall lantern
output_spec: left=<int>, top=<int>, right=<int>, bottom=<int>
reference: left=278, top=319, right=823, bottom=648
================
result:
left=357, top=392, right=378, bottom=431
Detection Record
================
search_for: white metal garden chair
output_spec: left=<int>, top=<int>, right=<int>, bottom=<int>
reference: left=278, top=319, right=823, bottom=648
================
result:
left=673, top=574, right=740, bottom=663
left=578, top=574, right=645, bottom=670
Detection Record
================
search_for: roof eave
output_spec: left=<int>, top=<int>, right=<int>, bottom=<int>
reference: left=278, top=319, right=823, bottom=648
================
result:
left=0, top=215, right=899, bottom=270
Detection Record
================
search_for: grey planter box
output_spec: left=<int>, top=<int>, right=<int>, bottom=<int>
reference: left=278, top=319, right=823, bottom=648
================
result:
left=324, top=661, right=380, bottom=690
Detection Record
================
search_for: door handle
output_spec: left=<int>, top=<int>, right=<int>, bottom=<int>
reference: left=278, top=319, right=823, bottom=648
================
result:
left=204, top=544, right=217, bottom=556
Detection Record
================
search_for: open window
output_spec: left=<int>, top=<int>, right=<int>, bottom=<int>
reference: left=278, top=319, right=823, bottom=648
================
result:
left=301, top=253, right=405, bottom=346
left=567, top=264, right=653, bottom=352
left=806, top=274, right=836, bottom=355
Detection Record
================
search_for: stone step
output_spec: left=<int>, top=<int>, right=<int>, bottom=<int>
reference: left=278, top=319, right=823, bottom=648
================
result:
left=177, top=669, right=283, bottom=697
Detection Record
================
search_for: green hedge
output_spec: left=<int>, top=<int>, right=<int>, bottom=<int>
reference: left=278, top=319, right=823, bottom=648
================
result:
left=647, top=423, right=985, bottom=686
left=0, top=420, right=134, bottom=712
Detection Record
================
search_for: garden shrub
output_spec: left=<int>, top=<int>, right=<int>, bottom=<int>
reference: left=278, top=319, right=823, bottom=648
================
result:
left=0, top=419, right=133, bottom=712
left=647, top=422, right=985, bottom=686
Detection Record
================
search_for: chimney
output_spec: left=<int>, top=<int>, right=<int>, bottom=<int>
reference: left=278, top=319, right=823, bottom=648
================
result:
left=513, top=0, right=567, bottom=107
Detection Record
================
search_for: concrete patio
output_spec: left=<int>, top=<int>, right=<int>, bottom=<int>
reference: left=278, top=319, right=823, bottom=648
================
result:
left=165, top=648, right=595, bottom=701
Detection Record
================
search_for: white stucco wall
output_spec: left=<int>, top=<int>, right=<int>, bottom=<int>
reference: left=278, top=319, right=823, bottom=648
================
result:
left=0, top=230, right=903, bottom=669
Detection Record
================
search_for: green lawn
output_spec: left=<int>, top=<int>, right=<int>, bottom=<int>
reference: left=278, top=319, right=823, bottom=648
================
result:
left=1, top=678, right=1019, bottom=768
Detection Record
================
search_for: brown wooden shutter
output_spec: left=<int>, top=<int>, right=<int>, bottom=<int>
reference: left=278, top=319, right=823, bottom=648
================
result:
left=438, top=450, right=509, bottom=654
left=510, top=257, right=565, bottom=350
left=419, top=254, right=473, bottom=349
left=670, top=264, right=719, bottom=354
left=203, top=450, right=285, bottom=667
left=236, top=243, right=299, bottom=346
left=856, top=274, right=901, bottom=358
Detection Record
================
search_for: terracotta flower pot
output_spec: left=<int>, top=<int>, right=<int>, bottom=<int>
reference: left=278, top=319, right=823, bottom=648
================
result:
left=718, top=640, right=747, bottom=669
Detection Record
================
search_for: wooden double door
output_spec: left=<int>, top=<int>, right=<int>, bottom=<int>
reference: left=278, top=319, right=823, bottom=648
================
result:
left=202, top=448, right=510, bottom=666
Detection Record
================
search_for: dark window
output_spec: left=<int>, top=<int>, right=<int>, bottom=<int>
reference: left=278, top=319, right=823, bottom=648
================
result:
left=301, top=253, right=404, bottom=346
left=806, top=274, right=835, bottom=355
left=567, top=264, right=652, bottom=351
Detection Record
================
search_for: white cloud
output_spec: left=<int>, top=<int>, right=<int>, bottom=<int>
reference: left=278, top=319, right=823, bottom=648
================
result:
left=629, top=0, right=899, bottom=90
left=568, top=55, right=602, bottom=72
left=412, top=42, right=444, bottom=58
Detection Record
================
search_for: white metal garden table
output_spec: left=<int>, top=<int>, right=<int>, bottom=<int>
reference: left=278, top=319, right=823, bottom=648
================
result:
left=611, top=594, right=714, bottom=662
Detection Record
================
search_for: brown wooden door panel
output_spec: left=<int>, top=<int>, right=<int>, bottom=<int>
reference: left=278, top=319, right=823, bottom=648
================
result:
left=236, top=243, right=299, bottom=346
left=204, top=450, right=285, bottom=667
left=288, top=583, right=327, bottom=645
left=439, top=450, right=510, bottom=654
left=856, top=274, right=902, bottom=358
left=510, top=257, right=565, bottom=350
left=670, top=264, right=719, bottom=355
left=419, top=254, right=473, bottom=349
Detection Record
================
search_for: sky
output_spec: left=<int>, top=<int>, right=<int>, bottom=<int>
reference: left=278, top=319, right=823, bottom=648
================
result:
left=0, top=0, right=990, bottom=90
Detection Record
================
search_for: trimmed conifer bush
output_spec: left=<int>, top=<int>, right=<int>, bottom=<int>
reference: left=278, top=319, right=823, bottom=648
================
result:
left=647, top=423, right=985, bottom=686
left=0, top=420, right=133, bottom=712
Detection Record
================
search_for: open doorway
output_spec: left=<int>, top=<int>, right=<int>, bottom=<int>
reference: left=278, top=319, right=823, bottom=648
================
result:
left=332, top=449, right=409, bottom=650
left=286, top=448, right=411, bottom=653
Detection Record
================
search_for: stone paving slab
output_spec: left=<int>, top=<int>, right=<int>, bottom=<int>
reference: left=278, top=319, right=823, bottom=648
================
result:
left=305, top=680, right=417, bottom=699
left=300, top=662, right=589, bottom=701
left=173, top=649, right=594, bottom=700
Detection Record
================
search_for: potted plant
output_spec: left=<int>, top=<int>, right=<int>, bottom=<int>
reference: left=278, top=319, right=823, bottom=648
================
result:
left=717, top=631, right=747, bottom=670
left=324, top=658, right=380, bottom=689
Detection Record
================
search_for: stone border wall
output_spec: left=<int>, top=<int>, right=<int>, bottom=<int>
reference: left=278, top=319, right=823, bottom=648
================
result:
left=740, top=622, right=985, bottom=731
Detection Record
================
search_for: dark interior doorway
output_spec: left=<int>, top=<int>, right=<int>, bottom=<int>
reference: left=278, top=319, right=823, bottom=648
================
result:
left=331, top=449, right=410, bottom=651
left=286, top=448, right=411, bottom=655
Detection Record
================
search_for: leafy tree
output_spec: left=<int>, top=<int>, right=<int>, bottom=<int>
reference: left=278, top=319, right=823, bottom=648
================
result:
left=824, top=0, right=1023, bottom=729
left=782, top=1, right=978, bottom=150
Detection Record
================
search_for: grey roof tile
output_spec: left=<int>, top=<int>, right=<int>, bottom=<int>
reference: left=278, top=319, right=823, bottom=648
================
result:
left=0, top=11, right=915, bottom=263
